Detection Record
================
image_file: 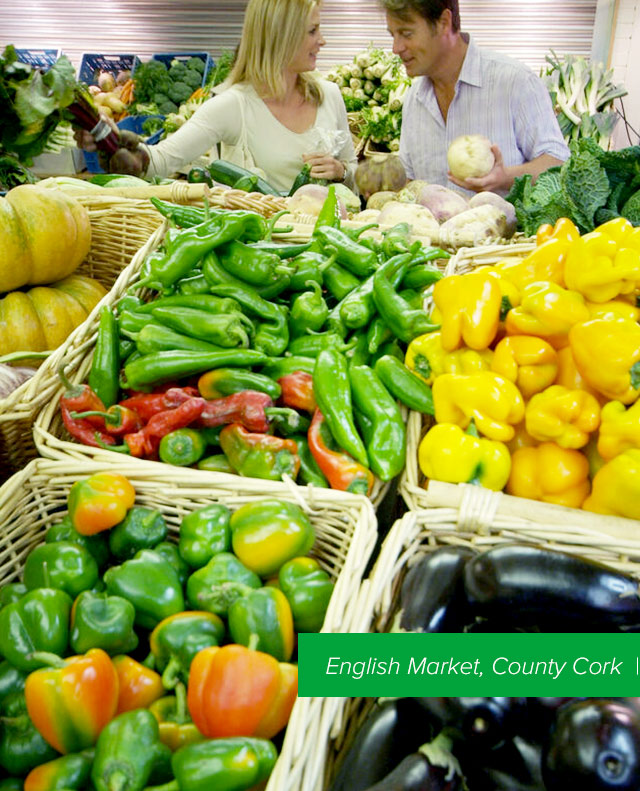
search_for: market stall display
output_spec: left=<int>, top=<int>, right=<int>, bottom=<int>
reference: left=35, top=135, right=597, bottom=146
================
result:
left=0, top=456, right=377, bottom=790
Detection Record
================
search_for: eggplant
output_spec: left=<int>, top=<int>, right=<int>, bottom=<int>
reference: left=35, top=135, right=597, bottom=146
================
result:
left=511, top=698, right=582, bottom=744
left=463, top=545, right=640, bottom=630
left=414, top=698, right=522, bottom=751
left=457, top=736, right=545, bottom=791
left=542, top=698, right=640, bottom=791
left=398, top=547, right=476, bottom=633
left=363, top=745, right=464, bottom=791
left=328, top=697, right=437, bottom=791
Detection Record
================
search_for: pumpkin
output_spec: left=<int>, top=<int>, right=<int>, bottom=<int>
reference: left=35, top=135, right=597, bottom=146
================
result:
left=0, top=275, right=107, bottom=357
left=355, top=154, right=407, bottom=201
left=0, top=185, right=92, bottom=292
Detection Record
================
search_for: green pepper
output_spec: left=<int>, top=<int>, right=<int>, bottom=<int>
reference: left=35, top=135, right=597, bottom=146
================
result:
left=91, top=709, right=171, bottom=791
left=402, top=260, right=445, bottom=290
left=121, top=349, right=267, bottom=390
left=187, top=166, right=213, bottom=187
left=148, top=611, right=225, bottom=689
left=228, top=586, right=294, bottom=661
left=149, top=686, right=204, bottom=753
left=216, top=240, right=290, bottom=287
left=20, top=748, right=94, bottom=790
left=219, top=424, right=300, bottom=481
left=45, top=515, right=110, bottom=570
left=177, top=273, right=211, bottom=295
left=197, top=367, right=281, bottom=400
left=0, top=691, right=58, bottom=776
left=313, top=349, right=368, bottom=467
left=338, top=254, right=409, bottom=332
left=370, top=339, right=404, bottom=366
left=150, top=197, right=221, bottom=229
left=135, top=294, right=241, bottom=317
left=0, top=583, right=27, bottom=608
left=264, top=407, right=310, bottom=436
left=150, top=306, right=251, bottom=348
left=159, top=428, right=208, bottom=467
left=314, top=225, right=379, bottom=278
left=0, top=779, right=23, bottom=790
left=156, top=736, right=278, bottom=791
left=288, top=281, right=329, bottom=339
left=109, top=506, right=168, bottom=560
left=118, top=309, right=153, bottom=337
left=88, top=306, right=120, bottom=408
left=322, top=260, right=361, bottom=301
left=23, top=542, right=98, bottom=599
left=129, top=323, right=228, bottom=356
left=313, top=184, right=342, bottom=233
left=380, top=222, right=414, bottom=258
left=229, top=499, right=315, bottom=577
left=196, top=454, right=234, bottom=474
left=372, top=255, right=440, bottom=343
left=250, top=239, right=312, bottom=259
left=178, top=504, right=232, bottom=570
left=70, top=590, right=138, bottom=655
left=153, top=542, right=191, bottom=588
left=103, top=550, right=185, bottom=630
left=278, top=556, right=334, bottom=632
left=287, top=331, right=356, bottom=359
left=349, top=363, right=407, bottom=481
left=288, top=162, right=312, bottom=196
left=118, top=336, right=137, bottom=361
left=202, top=250, right=290, bottom=300
left=374, top=354, right=435, bottom=415
left=288, top=251, right=328, bottom=292
left=0, top=660, right=27, bottom=702
left=290, top=433, right=328, bottom=488
left=259, top=355, right=316, bottom=379
left=186, top=552, right=261, bottom=617
left=253, top=306, right=289, bottom=358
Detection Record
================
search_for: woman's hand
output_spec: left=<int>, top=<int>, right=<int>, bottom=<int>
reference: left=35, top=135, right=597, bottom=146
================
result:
left=302, top=152, right=345, bottom=182
left=448, top=144, right=510, bottom=193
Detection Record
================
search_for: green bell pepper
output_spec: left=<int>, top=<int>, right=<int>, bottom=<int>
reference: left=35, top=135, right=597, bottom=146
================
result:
left=278, top=556, right=334, bottom=632
left=147, top=736, right=278, bottom=791
left=0, top=583, right=27, bottom=608
left=196, top=454, right=234, bottom=474
left=0, top=691, right=58, bottom=776
left=178, top=504, right=232, bottom=570
left=0, top=589, right=72, bottom=672
left=227, top=586, right=294, bottom=662
left=185, top=553, right=261, bottom=617
left=91, top=709, right=171, bottom=791
left=288, top=281, right=329, bottom=339
left=0, top=779, right=23, bottom=790
left=149, top=685, right=204, bottom=753
left=103, top=550, right=185, bottom=631
left=70, top=590, right=138, bottom=656
left=22, top=748, right=94, bottom=790
left=153, top=542, right=191, bottom=587
left=229, top=498, right=315, bottom=577
left=219, top=424, right=300, bottom=481
left=0, top=660, right=27, bottom=702
left=22, top=542, right=98, bottom=599
left=148, top=611, right=225, bottom=689
left=158, top=428, right=208, bottom=467
left=108, top=506, right=168, bottom=560
left=45, top=514, right=110, bottom=570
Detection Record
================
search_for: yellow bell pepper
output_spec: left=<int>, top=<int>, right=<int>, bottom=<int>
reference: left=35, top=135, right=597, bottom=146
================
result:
left=586, top=299, right=640, bottom=322
left=477, top=265, right=521, bottom=312
left=597, top=399, right=640, bottom=460
left=506, top=442, right=591, bottom=508
left=569, top=318, right=640, bottom=404
left=595, top=216, right=640, bottom=247
left=554, top=346, right=603, bottom=401
left=535, top=217, right=581, bottom=246
left=405, top=331, right=493, bottom=385
left=582, top=448, right=640, bottom=519
left=432, top=371, right=525, bottom=442
left=564, top=227, right=640, bottom=304
left=432, top=268, right=502, bottom=351
left=495, top=232, right=573, bottom=292
left=506, top=421, right=538, bottom=454
left=418, top=422, right=511, bottom=491
left=504, top=281, right=590, bottom=348
left=583, top=435, right=606, bottom=479
left=524, top=384, right=601, bottom=449
left=491, top=335, right=558, bottom=399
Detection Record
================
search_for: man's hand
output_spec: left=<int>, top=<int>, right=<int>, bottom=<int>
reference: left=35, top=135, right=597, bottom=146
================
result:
left=448, top=144, right=510, bottom=193
left=302, top=152, right=345, bottom=182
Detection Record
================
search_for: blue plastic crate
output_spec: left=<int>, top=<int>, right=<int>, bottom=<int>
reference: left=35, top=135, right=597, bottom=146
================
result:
left=15, top=48, right=61, bottom=70
left=78, top=53, right=141, bottom=86
left=151, top=52, right=214, bottom=89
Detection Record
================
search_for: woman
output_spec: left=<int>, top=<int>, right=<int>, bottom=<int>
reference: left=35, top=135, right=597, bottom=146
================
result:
left=81, top=0, right=357, bottom=193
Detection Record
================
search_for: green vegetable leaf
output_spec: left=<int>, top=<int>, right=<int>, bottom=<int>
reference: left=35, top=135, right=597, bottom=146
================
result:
left=560, top=141, right=610, bottom=231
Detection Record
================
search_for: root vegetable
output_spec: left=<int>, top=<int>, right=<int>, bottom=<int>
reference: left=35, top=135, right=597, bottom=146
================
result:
left=447, top=134, right=495, bottom=180
left=355, top=154, right=407, bottom=200
left=438, top=204, right=509, bottom=248
left=416, top=184, right=469, bottom=223
left=468, top=192, right=517, bottom=237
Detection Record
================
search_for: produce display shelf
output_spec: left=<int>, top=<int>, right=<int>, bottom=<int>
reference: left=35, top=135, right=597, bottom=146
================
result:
left=0, top=456, right=378, bottom=791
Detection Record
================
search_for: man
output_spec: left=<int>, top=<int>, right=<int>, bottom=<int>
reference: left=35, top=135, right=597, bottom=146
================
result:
left=381, top=0, right=569, bottom=194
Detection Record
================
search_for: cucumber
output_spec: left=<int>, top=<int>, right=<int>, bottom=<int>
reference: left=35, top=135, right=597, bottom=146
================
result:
left=207, top=159, right=280, bottom=196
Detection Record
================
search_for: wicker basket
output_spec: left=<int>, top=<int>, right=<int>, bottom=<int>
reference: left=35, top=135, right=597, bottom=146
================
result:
left=33, top=222, right=395, bottom=506
left=320, top=490, right=640, bottom=789
left=0, top=455, right=378, bottom=791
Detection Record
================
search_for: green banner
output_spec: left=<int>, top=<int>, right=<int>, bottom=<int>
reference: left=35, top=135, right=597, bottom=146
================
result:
left=298, top=633, right=640, bottom=696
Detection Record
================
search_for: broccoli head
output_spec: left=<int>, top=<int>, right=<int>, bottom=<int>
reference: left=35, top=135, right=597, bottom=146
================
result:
left=622, top=189, right=640, bottom=226
left=168, top=81, right=193, bottom=104
left=152, top=92, right=171, bottom=106
left=157, top=100, right=179, bottom=115
left=168, top=62, right=188, bottom=82
left=183, top=69, right=202, bottom=90
left=187, top=56, right=205, bottom=74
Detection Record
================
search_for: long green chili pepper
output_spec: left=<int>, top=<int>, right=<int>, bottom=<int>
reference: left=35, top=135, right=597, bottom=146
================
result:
left=150, top=197, right=215, bottom=227
left=177, top=274, right=211, bottom=295
left=287, top=331, right=357, bottom=359
left=313, top=349, right=369, bottom=467
left=291, top=433, right=328, bottom=487
left=322, top=261, right=361, bottom=301
left=202, top=251, right=290, bottom=300
left=289, top=281, right=329, bottom=338
left=260, top=356, right=316, bottom=379
left=374, top=354, right=435, bottom=415
left=121, top=349, right=268, bottom=390
left=402, top=262, right=445, bottom=289
left=314, top=225, right=379, bottom=278
left=88, top=306, right=120, bottom=409
left=150, top=306, right=252, bottom=348
left=216, top=240, right=292, bottom=287
left=250, top=240, right=312, bottom=259
left=313, top=184, right=342, bottom=233
left=133, top=294, right=240, bottom=316
left=128, top=323, right=228, bottom=356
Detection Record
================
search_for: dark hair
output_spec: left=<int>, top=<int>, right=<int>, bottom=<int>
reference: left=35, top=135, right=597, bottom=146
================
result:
left=380, top=0, right=460, bottom=32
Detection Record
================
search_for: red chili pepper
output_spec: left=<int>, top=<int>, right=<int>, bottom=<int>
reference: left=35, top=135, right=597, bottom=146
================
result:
left=118, top=386, right=200, bottom=423
left=308, top=408, right=373, bottom=495
left=60, top=402, right=116, bottom=448
left=58, top=367, right=106, bottom=428
left=70, top=405, right=143, bottom=435
left=122, top=397, right=205, bottom=458
left=198, top=390, right=274, bottom=433
left=278, top=371, right=317, bottom=413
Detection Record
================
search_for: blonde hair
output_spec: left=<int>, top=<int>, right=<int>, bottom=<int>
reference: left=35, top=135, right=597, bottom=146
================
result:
left=230, top=0, right=323, bottom=104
